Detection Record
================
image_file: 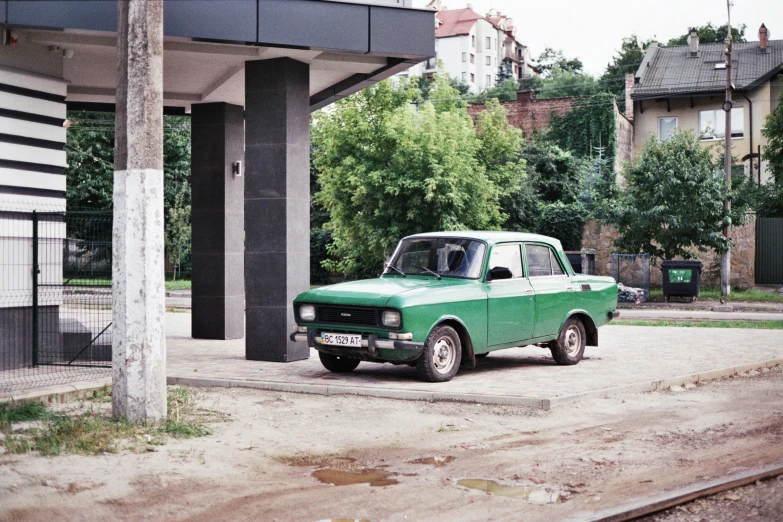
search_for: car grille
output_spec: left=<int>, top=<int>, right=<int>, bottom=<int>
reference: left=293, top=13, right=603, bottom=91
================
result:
left=316, top=306, right=380, bottom=327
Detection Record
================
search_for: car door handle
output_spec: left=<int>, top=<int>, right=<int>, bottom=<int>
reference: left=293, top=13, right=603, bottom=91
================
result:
left=565, top=285, right=574, bottom=290
left=524, top=289, right=534, bottom=295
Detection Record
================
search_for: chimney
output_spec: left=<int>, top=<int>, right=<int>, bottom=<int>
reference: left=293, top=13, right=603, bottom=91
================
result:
left=759, top=24, right=769, bottom=51
left=625, top=73, right=634, bottom=121
left=687, top=28, right=699, bottom=56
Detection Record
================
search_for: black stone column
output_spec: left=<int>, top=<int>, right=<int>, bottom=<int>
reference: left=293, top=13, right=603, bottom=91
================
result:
left=191, top=103, right=245, bottom=340
left=244, top=58, right=310, bottom=362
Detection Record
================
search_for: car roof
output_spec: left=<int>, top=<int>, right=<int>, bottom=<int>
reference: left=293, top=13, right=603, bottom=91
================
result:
left=403, top=231, right=563, bottom=248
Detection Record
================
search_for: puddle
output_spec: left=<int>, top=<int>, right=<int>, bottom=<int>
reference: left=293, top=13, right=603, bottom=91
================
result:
left=409, top=456, right=456, bottom=467
left=457, top=479, right=561, bottom=503
left=312, top=468, right=398, bottom=487
left=286, top=456, right=356, bottom=468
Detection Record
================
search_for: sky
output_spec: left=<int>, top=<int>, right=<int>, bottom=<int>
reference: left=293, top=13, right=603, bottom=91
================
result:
left=412, top=0, right=781, bottom=76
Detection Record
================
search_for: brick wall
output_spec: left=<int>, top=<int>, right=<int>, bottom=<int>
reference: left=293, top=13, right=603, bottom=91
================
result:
left=467, top=90, right=575, bottom=139
left=581, top=216, right=757, bottom=288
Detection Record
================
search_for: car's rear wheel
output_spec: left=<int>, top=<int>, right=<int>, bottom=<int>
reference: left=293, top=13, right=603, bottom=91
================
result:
left=417, top=325, right=462, bottom=382
left=318, top=351, right=361, bottom=373
left=549, top=317, right=586, bottom=365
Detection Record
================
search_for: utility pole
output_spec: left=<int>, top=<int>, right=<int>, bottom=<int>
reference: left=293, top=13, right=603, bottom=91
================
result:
left=112, top=0, right=167, bottom=423
left=720, top=0, right=733, bottom=297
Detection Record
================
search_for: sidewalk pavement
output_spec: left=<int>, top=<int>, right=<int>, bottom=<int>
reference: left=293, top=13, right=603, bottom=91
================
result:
left=164, top=313, right=783, bottom=410
left=618, top=309, right=783, bottom=321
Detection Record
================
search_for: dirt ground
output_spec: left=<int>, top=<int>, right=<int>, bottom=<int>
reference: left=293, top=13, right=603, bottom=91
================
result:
left=1, top=367, right=783, bottom=522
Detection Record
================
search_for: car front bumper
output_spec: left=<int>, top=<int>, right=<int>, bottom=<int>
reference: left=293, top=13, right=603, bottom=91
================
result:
left=289, top=330, right=424, bottom=353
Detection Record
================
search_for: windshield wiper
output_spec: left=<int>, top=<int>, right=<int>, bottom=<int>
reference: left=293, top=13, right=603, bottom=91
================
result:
left=412, top=265, right=442, bottom=280
left=384, top=264, right=406, bottom=277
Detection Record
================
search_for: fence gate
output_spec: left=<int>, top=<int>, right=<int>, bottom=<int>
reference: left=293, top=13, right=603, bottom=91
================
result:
left=1, top=209, right=112, bottom=396
left=756, top=217, right=783, bottom=285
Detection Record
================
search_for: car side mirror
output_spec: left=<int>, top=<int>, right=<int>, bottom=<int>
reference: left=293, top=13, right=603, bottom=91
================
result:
left=488, top=266, right=513, bottom=281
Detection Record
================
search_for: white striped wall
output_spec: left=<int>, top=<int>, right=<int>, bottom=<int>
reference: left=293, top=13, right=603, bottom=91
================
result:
left=0, top=65, right=68, bottom=201
left=0, top=66, right=68, bottom=308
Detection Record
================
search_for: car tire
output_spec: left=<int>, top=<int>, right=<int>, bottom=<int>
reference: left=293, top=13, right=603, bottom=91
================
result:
left=318, top=351, right=361, bottom=373
left=549, top=317, right=586, bottom=365
left=416, top=325, right=462, bottom=382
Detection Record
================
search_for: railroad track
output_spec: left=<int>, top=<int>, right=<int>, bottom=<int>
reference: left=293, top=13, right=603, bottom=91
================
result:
left=571, top=461, right=783, bottom=522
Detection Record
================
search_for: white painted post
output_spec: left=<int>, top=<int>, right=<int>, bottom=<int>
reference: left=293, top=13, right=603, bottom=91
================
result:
left=112, top=0, right=166, bottom=423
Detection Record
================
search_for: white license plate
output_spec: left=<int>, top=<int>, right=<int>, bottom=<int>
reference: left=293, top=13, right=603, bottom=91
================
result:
left=321, top=332, right=362, bottom=348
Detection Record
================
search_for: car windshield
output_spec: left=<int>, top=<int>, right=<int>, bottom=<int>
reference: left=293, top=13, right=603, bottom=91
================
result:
left=385, top=238, right=486, bottom=279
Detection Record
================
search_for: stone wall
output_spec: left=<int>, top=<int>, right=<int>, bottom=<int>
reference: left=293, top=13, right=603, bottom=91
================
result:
left=581, top=216, right=757, bottom=288
left=467, top=90, right=575, bottom=139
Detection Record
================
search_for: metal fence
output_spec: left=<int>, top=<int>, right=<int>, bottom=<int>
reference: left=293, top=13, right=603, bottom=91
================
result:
left=611, top=253, right=651, bottom=303
left=1, top=206, right=112, bottom=396
left=756, top=217, right=783, bottom=285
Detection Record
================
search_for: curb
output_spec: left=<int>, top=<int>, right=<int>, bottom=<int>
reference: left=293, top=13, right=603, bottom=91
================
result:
left=570, top=461, right=783, bottom=522
left=0, top=379, right=111, bottom=405
left=168, top=357, right=783, bottom=410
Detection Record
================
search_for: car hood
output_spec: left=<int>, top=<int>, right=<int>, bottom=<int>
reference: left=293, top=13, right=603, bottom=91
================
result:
left=298, top=277, right=461, bottom=307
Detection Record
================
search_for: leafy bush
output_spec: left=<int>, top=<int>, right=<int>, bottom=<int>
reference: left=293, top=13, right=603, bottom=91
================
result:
left=535, top=202, right=587, bottom=251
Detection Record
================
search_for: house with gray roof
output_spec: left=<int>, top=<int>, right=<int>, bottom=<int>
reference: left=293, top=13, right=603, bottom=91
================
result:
left=631, top=24, right=782, bottom=184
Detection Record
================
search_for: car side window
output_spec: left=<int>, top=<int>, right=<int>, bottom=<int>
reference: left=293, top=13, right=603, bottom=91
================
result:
left=550, top=249, right=565, bottom=276
left=526, top=244, right=552, bottom=277
left=488, top=244, right=523, bottom=278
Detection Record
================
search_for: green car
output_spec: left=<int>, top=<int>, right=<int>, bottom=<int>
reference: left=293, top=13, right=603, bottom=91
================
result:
left=290, top=231, right=618, bottom=382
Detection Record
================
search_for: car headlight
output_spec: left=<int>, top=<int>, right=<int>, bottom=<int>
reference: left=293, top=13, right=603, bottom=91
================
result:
left=299, top=304, right=316, bottom=322
left=382, top=310, right=401, bottom=328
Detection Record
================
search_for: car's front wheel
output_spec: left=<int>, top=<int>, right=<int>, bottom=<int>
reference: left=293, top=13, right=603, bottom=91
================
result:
left=549, top=317, right=586, bottom=365
left=318, top=352, right=361, bottom=373
left=416, top=325, right=462, bottom=382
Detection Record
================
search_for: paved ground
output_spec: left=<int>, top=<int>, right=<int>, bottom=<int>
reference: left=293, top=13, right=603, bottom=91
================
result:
left=618, top=309, right=783, bottom=321
left=165, top=313, right=783, bottom=409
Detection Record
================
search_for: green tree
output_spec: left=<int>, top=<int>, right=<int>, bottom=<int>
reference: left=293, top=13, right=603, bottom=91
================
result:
left=762, top=89, right=783, bottom=186
left=536, top=201, right=587, bottom=251
left=165, top=184, right=191, bottom=280
left=497, top=61, right=513, bottom=83
left=666, top=23, right=746, bottom=46
left=521, top=68, right=601, bottom=100
left=610, top=131, right=732, bottom=260
left=313, top=80, right=517, bottom=277
left=521, top=141, right=585, bottom=204
left=600, top=35, right=656, bottom=112
left=65, top=112, right=116, bottom=211
left=580, top=146, right=618, bottom=219
left=535, top=47, right=584, bottom=75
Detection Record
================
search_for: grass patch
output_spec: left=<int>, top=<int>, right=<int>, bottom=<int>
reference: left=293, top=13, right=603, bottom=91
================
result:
left=165, top=280, right=192, bottom=291
left=0, top=386, right=211, bottom=456
left=612, top=320, right=783, bottom=329
left=0, top=401, right=47, bottom=426
left=647, top=288, right=783, bottom=303
left=166, top=307, right=189, bottom=313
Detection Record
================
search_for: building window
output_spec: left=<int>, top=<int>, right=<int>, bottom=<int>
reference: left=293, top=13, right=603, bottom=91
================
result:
left=485, top=36, right=491, bottom=49
left=513, top=64, right=518, bottom=74
left=658, top=117, right=678, bottom=141
left=471, top=35, right=475, bottom=48
left=462, top=72, right=467, bottom=82
left=486, top=74, right=492, bottom=87
left=485, top=55, right=491, bottom=66
left=699, top=107, right=745, bottom=140
left=470, top=73, right=475, bottom=83
left=462, top=52, right=467, bottom=62
left=470, top=53, right=474, bottom=64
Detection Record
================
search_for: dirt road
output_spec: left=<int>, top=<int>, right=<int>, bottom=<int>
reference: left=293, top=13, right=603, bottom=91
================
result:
left=2, top=368, right=782, bottom=521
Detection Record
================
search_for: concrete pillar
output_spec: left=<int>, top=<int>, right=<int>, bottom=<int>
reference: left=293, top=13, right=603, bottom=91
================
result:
left=244, top=58, right=310, bottom=362
left=112, top=0, right=166, bottom=423
left=191, top=103, right=245, bottom=340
